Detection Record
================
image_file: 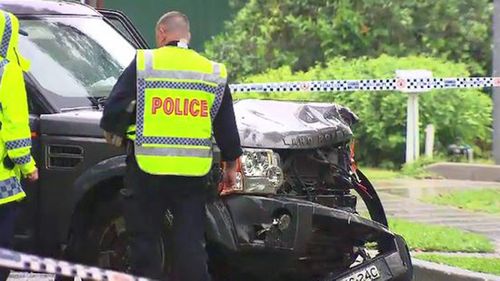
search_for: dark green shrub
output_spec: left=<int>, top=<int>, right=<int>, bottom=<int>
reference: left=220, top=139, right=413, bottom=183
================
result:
left=206, top=0, right=492, bottom=81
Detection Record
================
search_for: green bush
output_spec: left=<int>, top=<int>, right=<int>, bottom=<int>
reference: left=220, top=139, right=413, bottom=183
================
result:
left=206, top=0, right=492, bottom=81
left=235, top=55, right=492, bottom=167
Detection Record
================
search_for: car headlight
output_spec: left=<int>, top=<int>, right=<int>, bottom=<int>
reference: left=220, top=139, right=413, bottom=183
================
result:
left=223, top=149, right=284, bottom=194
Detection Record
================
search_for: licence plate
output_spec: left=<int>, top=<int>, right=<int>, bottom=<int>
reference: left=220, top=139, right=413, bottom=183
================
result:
left=340, top=265, right=381, bottom=281
left=329, top=256, right=392, bottom=281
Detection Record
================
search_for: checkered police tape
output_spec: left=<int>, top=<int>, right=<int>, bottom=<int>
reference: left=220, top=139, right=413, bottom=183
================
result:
left=229, top=77, right=500, bottom=93
left=0, top=248, right=153, bottom=281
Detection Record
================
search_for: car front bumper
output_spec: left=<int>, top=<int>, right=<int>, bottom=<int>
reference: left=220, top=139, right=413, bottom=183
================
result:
left=213, top=195, right=412, bottom=280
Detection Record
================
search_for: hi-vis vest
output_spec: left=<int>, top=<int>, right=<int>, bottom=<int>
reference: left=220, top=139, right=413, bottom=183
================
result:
left=134, top=46, right=227, bottom=176
left=0, top=11, right=36, bottom=205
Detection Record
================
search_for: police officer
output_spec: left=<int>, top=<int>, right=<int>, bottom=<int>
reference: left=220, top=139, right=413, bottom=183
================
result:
left=100, top=11, right=242, bottom=281
left=0, top=11, right=38, bottom=281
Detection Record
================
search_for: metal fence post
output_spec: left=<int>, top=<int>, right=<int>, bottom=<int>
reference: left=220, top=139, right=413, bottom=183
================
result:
left=406, top=93, right=419, bottom=163
left=396, top=70, right=433, bottom=163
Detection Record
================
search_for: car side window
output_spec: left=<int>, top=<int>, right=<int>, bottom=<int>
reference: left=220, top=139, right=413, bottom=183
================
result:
left=99, top=9, right=149, bottom=49
left=107, top=18, right=135, bottom=43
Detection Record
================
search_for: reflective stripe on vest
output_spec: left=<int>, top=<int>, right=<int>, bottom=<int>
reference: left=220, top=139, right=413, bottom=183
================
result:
left=0, top=59, right=8, bottom=77
left=135, top=146, right=212, bottom=158
left=0, top=177, right=25, bottom=205
left=5, top=138, right=31, bottom=150
left=0, top=59, right=9, bottom=86
left=0, top=12, right=12, bottom=58
left=134, top=48, right=227, bottom=176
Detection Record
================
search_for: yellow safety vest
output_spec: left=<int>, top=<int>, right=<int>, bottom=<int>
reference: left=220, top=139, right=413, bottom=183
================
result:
left=0, top=11, right=36, bottom=205
left=134, top=45, right=227, bottom=176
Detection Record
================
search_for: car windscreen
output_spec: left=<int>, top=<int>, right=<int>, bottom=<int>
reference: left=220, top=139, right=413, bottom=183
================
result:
left=18, top=16, right=136, bottom=111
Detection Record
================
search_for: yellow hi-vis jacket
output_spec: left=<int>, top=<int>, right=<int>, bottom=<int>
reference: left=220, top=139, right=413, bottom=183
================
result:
left=132, top=45, right=227, bottom=176
left=0, top=11, right=36, bottom=206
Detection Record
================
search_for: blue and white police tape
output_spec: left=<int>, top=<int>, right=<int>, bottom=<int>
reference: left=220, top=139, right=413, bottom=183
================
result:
left=229, top=77, right=500, bottom=93
left=0, top=247, right=153, bottom=281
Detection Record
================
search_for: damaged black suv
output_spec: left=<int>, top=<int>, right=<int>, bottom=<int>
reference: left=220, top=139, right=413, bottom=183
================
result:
left=2, top=0, right=413, bottom=280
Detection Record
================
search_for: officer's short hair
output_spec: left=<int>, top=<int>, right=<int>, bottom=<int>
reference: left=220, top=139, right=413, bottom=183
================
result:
left=157, top=11, right=190, bottom=32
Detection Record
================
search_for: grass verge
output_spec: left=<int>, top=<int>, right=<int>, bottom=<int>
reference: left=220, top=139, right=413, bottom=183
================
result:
left=423, top=189, right=500, bottom=214
left=400, top=157, right=441, bottom=178
left=414, top=253, right=500, bottom=276
left=388, top=219, right=494, bottom=253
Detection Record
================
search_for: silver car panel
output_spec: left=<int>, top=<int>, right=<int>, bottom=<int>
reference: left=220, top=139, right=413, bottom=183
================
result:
left=234, top=100, right=357, bottom=149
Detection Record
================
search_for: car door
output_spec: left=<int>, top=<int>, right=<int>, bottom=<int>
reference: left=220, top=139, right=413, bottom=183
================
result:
left=15, top=74, right=52, bottom=252
left=98, top=9, right=150, bottom=49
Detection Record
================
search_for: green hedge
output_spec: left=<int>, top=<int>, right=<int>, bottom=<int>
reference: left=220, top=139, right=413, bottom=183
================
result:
left=206, top=0, right=492, bottom=81
left=235, top=55, right=492, bottom=167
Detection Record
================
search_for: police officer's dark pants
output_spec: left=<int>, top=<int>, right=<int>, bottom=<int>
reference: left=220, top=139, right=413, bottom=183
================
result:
left=123, top=156, right=211, bottom=281
left=0, top=203, right=19, bottom=281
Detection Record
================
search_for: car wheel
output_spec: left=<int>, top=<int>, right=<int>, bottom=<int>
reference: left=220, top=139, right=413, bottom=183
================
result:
left=64, top=192, right=170, bottom=278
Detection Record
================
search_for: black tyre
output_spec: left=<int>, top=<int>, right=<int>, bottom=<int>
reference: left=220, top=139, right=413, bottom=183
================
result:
left=63, top=192, right=170, bottom=278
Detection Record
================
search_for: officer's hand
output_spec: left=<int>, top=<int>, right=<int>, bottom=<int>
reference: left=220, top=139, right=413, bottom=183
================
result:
left=26, top=168, right=39, bottom=182
left=104, top=131, right=123, bottom=147
left=221, top=160, right=238, bottom=191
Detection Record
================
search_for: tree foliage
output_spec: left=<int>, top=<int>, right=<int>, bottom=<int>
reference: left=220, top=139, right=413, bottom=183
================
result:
left=206, top=0, right=492, bottom=81
left=235, top=55, right=492, bottom=167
